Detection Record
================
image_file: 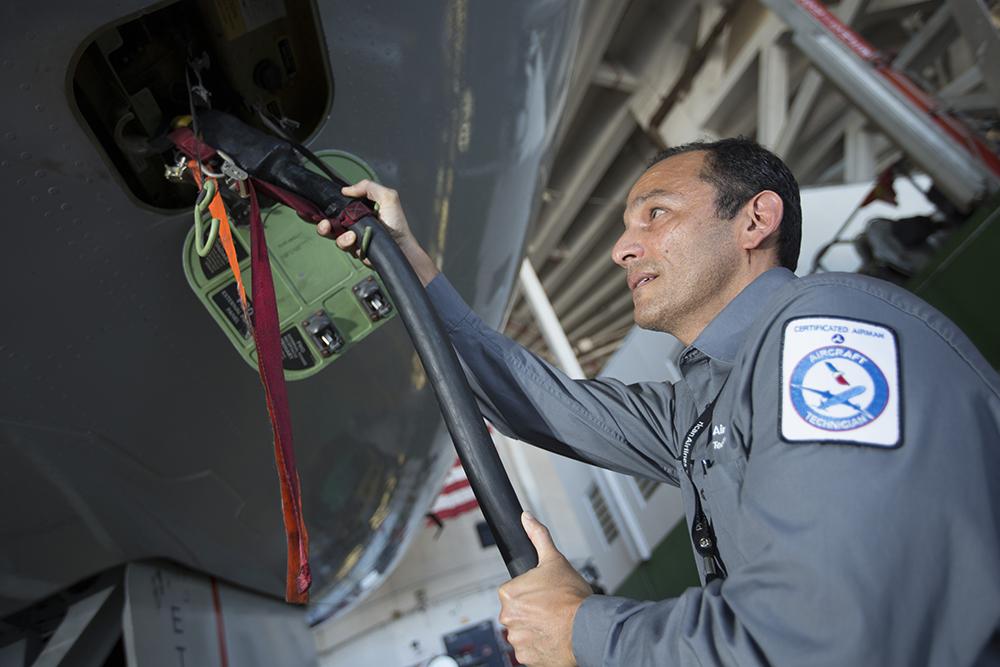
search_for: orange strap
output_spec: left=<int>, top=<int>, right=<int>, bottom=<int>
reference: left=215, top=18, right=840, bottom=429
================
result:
left=190, top=163, right=247, bottom=310
left=211, top=193, right=248, bottom=308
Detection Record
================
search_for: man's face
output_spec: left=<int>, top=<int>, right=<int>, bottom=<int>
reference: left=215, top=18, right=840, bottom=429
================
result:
left=613, top=151, right=741, bottom=336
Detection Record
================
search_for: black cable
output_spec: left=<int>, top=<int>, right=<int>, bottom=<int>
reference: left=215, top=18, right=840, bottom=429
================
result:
left=350, top=214, right=537, bottom=577
left=254, top=105, right=350, bottom=191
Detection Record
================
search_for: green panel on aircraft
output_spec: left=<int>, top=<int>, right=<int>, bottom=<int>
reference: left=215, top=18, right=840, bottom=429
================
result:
left=182, top=151, right=395, bottom=380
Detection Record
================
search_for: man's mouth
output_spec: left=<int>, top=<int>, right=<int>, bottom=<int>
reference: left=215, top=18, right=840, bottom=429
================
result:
left=628, top=272, right=658, bottom=291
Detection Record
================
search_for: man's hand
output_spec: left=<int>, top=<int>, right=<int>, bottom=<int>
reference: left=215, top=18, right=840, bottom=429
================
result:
left=319, top=179, right=414, bottom=246
left=498, top=512, right=592, bottom=667
left=316, top=179, right=439, bottom=286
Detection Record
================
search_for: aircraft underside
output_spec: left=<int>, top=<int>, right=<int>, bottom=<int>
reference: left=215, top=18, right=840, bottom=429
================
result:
left=0, top=0, right=581, bottom=650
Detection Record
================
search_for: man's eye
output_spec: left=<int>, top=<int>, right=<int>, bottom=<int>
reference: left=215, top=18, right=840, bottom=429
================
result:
left=650, top=207, right=666, bottom=219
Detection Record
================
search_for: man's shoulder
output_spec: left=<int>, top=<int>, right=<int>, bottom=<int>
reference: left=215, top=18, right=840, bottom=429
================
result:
left=783, top=272, right=926, bottom=315
left=757, top=271, right=999, bottom=392
left=763, top=271, right=949, bottom=338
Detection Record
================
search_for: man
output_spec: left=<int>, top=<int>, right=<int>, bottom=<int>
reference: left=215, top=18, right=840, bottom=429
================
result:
left=318, top=139, right=1000, bottom=666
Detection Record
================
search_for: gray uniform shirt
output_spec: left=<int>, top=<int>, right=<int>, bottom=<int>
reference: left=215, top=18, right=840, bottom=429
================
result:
left=426, top=268, right=1000, bottom=666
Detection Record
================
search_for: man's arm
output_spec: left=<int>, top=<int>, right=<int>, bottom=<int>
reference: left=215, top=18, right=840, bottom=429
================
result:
left=320, top=181, right=681, bottom=483
left=426, top=273, right=679, bottom=480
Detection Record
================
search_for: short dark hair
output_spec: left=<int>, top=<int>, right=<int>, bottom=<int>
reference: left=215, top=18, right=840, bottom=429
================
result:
left=648, top=137, right=802, bottom=271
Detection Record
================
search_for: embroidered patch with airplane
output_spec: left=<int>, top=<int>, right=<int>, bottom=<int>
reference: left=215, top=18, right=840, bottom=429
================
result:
left=780, top=317, right=900, bottom=447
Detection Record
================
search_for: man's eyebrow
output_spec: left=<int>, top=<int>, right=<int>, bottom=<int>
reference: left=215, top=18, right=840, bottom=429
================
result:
left=628, top=188, right=675, bottom=209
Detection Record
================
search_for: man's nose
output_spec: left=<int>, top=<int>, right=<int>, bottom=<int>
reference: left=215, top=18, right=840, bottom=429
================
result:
left=612, top=232, right=643, bottom=267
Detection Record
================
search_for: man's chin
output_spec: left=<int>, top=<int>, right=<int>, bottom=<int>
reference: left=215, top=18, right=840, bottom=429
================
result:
left=632, top=308, right=664, bottom=333
left=631, top=298, right=679, bottom=335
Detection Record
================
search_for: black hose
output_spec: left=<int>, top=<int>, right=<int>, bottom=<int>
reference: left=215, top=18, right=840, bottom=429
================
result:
left=351, top=215, right=537, bottom=577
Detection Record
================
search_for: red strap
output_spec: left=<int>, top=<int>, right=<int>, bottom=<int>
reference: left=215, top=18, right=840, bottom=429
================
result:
left=247, top=182, right=311, bottom=603
left=172, top=128, right=312, bottom=602
left=252, top=179, right=326, bottom=222
left=209, top=578, right=231, bottom=667
left=169, top=128, right=218, bottom=161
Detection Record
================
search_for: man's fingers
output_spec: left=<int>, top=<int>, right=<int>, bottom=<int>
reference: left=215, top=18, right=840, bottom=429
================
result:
left=522, top=512, right=561, bottom=564
left=336, top=230, right=357, bottom=249
left=342, top=180, right=399, bottom=207
left=340, top=181, right=369, bottom=198
left=341, top=179, right=387, bottom=200
left=316, top=220, right=355, bottom=247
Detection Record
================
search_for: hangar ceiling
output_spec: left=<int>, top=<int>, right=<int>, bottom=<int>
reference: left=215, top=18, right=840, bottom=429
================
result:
left=503, top=0, right=1000, bottom=375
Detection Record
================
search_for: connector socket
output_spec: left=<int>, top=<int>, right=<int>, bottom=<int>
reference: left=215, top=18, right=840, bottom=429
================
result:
left=302, top=311, right=344, bottom=357
left=352, top=277, right=392, bottom=321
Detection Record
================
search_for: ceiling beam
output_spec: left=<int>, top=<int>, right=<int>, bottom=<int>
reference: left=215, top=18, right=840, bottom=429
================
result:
left=771, top=0, right=869, bottom=158
left=553, top=0, right=634, bottom=150
left=552, top=255, right=622, bottom=316
left=938, top=64, right=982, bottom=97
left=758, top=43, right=790, bottom=149
left=647, top=0, right=744, bottom=134
left=892, top=3, right=956, bottom=70
left=569, top=291, right=635, bottom=342
left=543, top=160, right=646, bottom=295
left=774, top=70, right=825, bottom=158
left=593, top=62, right=641, bottom=93
left=946, top=0, right=1000, bottom=112
left=528, top=105, right=636, bottom=266
left=559, top=272, right=630, bottom=333
left=794, top=109, right=853, bottom=181
left=844, top=113, right=877, bottom=182
left=576, top=320, right=636, bottom=358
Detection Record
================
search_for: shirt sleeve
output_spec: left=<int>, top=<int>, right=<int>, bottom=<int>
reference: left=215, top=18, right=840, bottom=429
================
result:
left=426, top=274, right=680, bottom=484
left=571, top=279, right=1000, bottom=666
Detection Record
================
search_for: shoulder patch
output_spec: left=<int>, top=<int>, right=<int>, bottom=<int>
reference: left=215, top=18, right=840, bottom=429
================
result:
left=780, top=317, right=901, bottom=447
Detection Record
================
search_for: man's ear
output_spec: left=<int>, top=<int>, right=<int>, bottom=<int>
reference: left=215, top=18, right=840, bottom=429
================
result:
left=740, top=190, right=783, bottom=253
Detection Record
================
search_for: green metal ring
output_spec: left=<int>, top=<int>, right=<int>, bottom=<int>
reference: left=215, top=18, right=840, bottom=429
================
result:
left=193, top=179, right=221, bottom=257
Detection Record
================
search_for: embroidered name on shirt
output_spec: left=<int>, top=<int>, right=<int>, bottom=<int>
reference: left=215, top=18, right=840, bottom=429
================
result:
left=780, top=317, right=901, bottom=447
left=711, top=424, right=727, bottom=449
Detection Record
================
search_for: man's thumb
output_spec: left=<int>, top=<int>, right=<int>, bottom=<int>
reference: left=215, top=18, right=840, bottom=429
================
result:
left=522, top=512, right=560, bottom=563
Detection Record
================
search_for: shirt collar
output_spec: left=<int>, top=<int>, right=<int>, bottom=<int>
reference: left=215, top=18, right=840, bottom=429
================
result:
left=686, top=267, right=797, bottom=364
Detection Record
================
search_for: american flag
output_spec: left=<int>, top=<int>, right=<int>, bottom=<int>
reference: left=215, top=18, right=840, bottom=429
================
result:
left=428, top=458, right=479, bottom=521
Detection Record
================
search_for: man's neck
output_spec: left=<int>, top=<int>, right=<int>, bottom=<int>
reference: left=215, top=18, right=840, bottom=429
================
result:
left=672, top=263, right=779, bottom=346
